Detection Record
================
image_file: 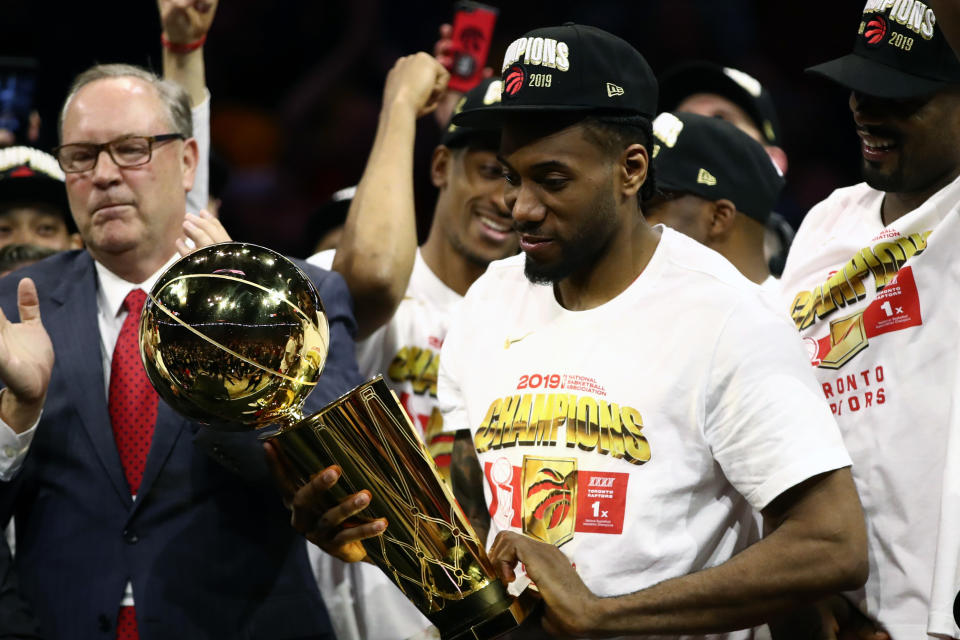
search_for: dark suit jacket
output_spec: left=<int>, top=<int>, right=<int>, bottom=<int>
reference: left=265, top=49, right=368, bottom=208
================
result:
left=0, top=250, right=363, bottom=640
left=0, top=536, right=40, bottom=640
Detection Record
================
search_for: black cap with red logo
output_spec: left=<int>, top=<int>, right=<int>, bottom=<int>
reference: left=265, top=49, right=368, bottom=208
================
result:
left=0, top=146, right=73, bottom=229
left=452, top=23, right=658, bottom=128
left=808, top=1, right=960, bottom=98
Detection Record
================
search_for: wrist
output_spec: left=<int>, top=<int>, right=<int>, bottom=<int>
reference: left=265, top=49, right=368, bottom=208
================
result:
left=583, top=594, right=612, bottom=636
left=0, top=388, right=43, bottom=434
left=161, top=33, right=207, bottom=54
left=377, top=99, right=420, bottom=133
left=382, top=96, right=420, bottom=119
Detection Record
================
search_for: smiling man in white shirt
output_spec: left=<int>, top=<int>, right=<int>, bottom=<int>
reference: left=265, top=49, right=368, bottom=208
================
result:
left=778, top=3, right=960, bottom=638
left=291, top=23, right=869, bottom=640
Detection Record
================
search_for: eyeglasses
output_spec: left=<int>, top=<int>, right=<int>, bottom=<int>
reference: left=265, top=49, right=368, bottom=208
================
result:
left=53, top=134, right=185, bottom=173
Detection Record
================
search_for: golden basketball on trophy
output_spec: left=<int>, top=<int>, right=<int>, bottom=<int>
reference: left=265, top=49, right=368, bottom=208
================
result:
left=139, top=243, right=527, bottom=640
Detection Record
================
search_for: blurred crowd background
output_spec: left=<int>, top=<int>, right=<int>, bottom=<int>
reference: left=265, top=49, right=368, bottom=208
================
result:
left=0, top=1, right=866, bottom=257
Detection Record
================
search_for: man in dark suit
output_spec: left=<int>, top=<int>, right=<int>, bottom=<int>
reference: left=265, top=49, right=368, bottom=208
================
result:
left=0, top=62, right=362, bottom=639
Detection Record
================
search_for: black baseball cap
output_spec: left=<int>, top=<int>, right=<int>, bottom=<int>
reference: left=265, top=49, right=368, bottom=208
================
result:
left=651, top=112, right=784, bottom=224
left=658, top=61, right=781, bottom=145
left=452, top=24, right=657, bottom=128
left=440, top=77, right=503, bottom=149
left=0, top=146, right=74, bottom=230
left=807, top=2, right=960, bottom=98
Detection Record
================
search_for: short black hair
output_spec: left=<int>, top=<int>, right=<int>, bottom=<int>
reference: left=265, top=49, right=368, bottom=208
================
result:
left=579, top=114, right=657, bottom=204
left=444, top=130, right=501, bottom=154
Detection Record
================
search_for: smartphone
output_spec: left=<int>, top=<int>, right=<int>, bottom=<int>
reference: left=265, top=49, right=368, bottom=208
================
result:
left=0, top=57, right=38, bottom=144
left=448, top=1, right=498, bottom=93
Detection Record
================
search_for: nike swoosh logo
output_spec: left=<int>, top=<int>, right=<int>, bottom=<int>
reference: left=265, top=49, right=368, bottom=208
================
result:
left=504, top=331, right=534, bottom=349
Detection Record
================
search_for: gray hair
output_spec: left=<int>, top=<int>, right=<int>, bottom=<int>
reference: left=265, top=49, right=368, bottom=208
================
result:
left=59, top=63, right=193, bottom=141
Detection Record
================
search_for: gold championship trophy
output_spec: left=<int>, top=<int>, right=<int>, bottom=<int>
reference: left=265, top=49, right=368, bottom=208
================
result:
left=138, top=243, right=528, bottom=639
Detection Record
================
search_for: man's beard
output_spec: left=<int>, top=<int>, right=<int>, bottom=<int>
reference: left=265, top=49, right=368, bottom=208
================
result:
left=861, top=147, right=954, bottom=197
left=859, top=126, right=907, bottom=193
left=862, top=159, right=908, bottom=193
left=522, top=188, right=619, bottom=286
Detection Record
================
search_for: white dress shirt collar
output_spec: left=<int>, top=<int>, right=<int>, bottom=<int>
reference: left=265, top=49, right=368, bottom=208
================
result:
left=95, top=254, right=180, bottom=318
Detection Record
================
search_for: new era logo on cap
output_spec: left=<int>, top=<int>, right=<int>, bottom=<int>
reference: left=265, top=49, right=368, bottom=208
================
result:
left=696, top=169, right=717, bottom=186
left=606, top=83, right=624, bottom=97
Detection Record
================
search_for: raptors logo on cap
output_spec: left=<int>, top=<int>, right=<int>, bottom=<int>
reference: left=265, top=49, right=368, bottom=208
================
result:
left=863, top=15, right=887, bottom=46
left=504, top=64, right=525, bottom=97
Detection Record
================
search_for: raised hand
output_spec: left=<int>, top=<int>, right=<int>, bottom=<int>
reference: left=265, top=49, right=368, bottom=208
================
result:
left=177, top=210, right=231, bottom=256
left=158, top=0, right=219, bottom=44
left=433, top=23, right=456, bottom=71
left=0, top=278, right=53, bottom=433
left=431, top=22, right=496, bottom=128
left=383, top=52, right=450, bottom=119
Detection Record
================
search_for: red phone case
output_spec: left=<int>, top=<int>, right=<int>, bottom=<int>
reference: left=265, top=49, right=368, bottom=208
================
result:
left=448, top=1, right=498, bottom=93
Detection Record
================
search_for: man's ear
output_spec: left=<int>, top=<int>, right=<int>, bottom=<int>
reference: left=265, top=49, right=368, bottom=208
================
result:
left=68, top=232, right=84, bottom=249
left=181, top=137, right=199, bottom=193
left=708, top=199, right=738, bottom=240
left=766, top=145, right=788, bottom=175
left=431, top=145, right=453, bottom=189
left=620, top=143, right=649, bottom=198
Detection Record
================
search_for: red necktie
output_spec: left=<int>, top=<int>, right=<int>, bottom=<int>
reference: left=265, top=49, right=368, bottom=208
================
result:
left=108, top=288, right=158, bottom=496
left=115, top=606, right=138, bottom=640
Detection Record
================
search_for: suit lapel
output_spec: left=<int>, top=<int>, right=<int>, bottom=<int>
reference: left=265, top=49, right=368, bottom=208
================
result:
left=49, top=253, right=192, bottom=513
left=131, top=402, right=187, bottom=516
left=48, top=253, right=131, bottom=506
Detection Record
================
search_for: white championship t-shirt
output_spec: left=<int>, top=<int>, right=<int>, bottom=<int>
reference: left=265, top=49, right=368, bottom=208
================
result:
left=778, top=177, right=960, bottom=640
left=439, top=227, right=852, bottom=640
left=306, top=248, right=463, bottom=640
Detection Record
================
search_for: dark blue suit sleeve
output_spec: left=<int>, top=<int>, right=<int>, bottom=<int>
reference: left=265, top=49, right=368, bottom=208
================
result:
left=299, top=262, right=364, bottom=410
left=0, top=536, right=41, bottom=640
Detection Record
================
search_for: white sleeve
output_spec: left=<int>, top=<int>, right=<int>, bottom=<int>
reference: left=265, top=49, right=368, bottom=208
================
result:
left=0, top=403, right=38, bottom=481
left=436, top=300, right=470, bottom=436
left=354, top=325, right=387, bottom=380
left=307, top=249, right=336, bottom=270
left=703, top=295, right=852, bottom=511
left=928, top=354, right=960, bottom=638
left=186, top=90, right=211, bottom=215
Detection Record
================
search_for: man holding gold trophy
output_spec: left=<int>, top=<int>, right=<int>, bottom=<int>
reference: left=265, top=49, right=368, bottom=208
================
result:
left=0, top=22, right=872, bottom=640
left=288, top=24, right=872, bottom=640
left=0, top=54, right=536, bottom=640
left=0, top=63, right=363, bottom=638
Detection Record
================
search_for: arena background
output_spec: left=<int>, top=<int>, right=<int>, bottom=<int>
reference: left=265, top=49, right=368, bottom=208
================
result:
left=1, top=1, right=866, bottom=257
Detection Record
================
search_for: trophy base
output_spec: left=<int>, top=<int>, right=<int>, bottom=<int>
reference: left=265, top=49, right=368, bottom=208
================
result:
left=428, top=578, right=528, bottom=640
